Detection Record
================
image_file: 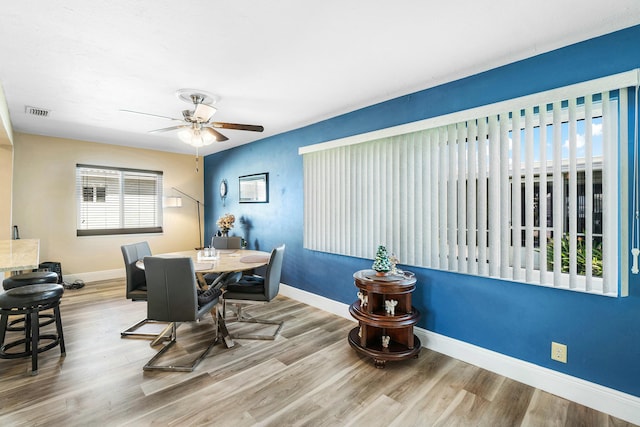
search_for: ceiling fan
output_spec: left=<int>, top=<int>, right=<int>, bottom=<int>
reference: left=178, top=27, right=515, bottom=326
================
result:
left=122, top=89, right=264, bottom=172
left=122, top=89, right=264, bottom=147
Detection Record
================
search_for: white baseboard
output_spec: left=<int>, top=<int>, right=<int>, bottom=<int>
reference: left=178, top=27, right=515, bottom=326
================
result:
left=280, top=283, right=352, bottom=319
left=279, top=284, right=640, bottom=426
left=63, top=268, right=124, bottom=284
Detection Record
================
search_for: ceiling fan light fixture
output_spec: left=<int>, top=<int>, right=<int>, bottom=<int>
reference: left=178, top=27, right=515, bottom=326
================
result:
left=178, top=127, right=216, bottom=147
left=125, top=89, right=261, bottom=152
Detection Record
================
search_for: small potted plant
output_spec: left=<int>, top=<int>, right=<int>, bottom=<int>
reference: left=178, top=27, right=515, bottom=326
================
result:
left=372, top=245, right=391, bottom=276
left=216, top=213, right=235, bottom=236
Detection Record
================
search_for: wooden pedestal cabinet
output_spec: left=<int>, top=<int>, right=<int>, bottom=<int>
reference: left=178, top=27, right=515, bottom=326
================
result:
left=348, top=269, right=420, bottom=368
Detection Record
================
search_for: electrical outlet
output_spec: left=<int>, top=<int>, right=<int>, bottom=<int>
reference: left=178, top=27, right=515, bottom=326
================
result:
left=551, top=342, right=567, bottom=363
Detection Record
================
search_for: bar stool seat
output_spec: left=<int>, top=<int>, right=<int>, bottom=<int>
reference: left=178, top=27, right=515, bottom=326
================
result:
left=3, top=271, right=59, bottom=290
left=0, top=283, right=66, bottom=375
left=2, top=271, right=59, bottom=331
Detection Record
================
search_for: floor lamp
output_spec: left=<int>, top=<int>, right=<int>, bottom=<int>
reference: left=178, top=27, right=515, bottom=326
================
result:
left=170, top=187, right=205, bottom=249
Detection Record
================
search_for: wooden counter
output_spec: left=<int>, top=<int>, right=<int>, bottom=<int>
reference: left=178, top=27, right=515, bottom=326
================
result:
left=0, top=239, right=40, bottom=272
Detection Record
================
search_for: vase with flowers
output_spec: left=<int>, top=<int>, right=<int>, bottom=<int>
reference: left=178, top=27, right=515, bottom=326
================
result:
left=217, top=213, right=235, bottom=237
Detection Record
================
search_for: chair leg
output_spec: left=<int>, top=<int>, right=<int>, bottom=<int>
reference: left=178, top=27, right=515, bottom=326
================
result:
left=230, top=317, right=284, bottom=340
left=143, top=322, right=218, bottom=372
left=150, top=322, right=176, bottom=347
left=121, top=318, right=171, bottom=340
left=30, top=308, right=39, bottom=375
left=25, top=312, right=32, bottom=354
left=54, top=305, right=66, bottom=355
left=0, top=313, right=8, bottom=351
left=224, top=301, right=284, bottom=340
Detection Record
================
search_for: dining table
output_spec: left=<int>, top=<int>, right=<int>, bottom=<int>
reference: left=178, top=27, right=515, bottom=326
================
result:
left=136, top=248, right=271, bottom=347
left=136, top=248, right=270, bottom=285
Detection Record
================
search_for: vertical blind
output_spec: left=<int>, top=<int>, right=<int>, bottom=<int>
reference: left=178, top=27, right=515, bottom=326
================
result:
left=301, top=72, right=636, bottom=297
left=76, top=164, right=163, bottom=236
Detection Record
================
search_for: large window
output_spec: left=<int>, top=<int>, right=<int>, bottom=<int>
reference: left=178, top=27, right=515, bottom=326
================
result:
left=301, top=71, right=635, bottom=297
left=76, top=164, right=163, bottom=236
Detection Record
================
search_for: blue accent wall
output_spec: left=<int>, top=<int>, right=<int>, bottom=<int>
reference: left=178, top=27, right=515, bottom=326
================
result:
left=204, top=25, right=640, bottom=397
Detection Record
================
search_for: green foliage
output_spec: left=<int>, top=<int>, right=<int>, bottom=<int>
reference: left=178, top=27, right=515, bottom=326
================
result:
left=546, top=234, right=603, bottom=277
left=372, top=245, right=391, bottom=272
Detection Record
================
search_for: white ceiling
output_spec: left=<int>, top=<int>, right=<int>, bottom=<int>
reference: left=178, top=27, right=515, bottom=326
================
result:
left=1, top=1, right=639, bottom=156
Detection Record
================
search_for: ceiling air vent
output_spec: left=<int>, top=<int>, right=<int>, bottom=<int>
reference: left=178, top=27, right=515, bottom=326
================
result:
left=25, top=106, right=50, bottom=117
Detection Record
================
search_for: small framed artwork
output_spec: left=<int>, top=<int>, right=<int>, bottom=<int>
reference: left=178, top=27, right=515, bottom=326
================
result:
left=239, top=172, right=269, bottom=203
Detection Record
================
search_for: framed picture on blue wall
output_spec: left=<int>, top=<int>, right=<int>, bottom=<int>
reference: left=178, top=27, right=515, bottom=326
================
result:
left=239, top=172, right=269, bottom=203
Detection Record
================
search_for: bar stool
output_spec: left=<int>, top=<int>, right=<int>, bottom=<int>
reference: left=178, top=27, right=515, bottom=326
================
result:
left=3, top=271, right=59, bottom=290
left=2, top=271, right=59, bottom=332
left=0, top=283, right=66, bottom=375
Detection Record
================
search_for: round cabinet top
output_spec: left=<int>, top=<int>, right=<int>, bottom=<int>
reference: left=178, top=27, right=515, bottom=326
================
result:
left=353, top=269, right=416, bottom=293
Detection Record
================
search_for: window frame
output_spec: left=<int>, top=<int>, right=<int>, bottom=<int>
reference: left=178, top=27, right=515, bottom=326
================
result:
left=300, top=70, right=636, bottom=297
left=75, top=164, right=164, bottom=236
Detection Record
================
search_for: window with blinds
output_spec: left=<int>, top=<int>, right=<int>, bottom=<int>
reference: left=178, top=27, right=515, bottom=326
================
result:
left=300, top=71, right=636, bottom=297
left=76, top=164, right=163, bottom=236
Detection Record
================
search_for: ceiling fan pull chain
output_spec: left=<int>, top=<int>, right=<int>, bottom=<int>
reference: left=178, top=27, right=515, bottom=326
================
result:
left=195, top=147, right=199, bottom=173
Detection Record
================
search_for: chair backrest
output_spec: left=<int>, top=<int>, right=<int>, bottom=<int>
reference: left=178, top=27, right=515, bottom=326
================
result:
left=143, top=256, right=199, bottom=322
left=212, top=236, right=242, bottom=249
left=263, top=244, right=285, bottom=301
left=121, top=242, right=151, bottom=300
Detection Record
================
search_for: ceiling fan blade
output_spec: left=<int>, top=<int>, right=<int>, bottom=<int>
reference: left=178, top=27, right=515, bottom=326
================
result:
left=211, top=122, right=264, bottom=132
left=148, top=125, right=188, bottom=133
left=193, top=103, right=217, bottom=122
left=204, top=127, right=229, bottom=142
left=120, top=109, right=183, bottom=122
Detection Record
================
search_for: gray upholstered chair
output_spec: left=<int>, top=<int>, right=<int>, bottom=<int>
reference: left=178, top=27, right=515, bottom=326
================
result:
left=222, top=244, right=285, bottom=340
left=212, top=236, right=242, bottom=250
left=120, top=242, right=165, bottom=339
left=204, top=236, right=243, bottom=286
left=143, top=256, right=220, bottom=371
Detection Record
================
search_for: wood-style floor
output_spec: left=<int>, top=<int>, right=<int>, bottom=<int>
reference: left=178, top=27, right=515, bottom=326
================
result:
left=0, top=279, right=635, bottom=427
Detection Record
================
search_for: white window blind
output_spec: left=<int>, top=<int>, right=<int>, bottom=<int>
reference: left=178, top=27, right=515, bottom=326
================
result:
left=76, top=164, right=163, bottom=236
left=301, top=71, right=636, bottom=297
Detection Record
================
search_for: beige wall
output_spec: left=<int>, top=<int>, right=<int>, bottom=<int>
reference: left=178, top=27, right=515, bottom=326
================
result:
left=12, top=132, right=204, bottom=277
left=0, top=83, right=12, bottom=145
left=0, top=83, right=14, bottom=241
left=0, top=144, right=12, bottom=242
